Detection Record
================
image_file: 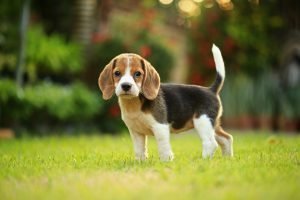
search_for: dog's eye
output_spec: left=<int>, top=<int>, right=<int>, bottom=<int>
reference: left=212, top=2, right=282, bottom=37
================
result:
left=134, top=71, right=141, bottom=78
left=114, top=71, right=121, bottom=77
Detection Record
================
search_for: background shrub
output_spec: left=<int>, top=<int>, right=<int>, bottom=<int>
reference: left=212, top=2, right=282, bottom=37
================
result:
left=26, top=25, right=83, bottom=82
left=0, top=79, right=103, bottom=130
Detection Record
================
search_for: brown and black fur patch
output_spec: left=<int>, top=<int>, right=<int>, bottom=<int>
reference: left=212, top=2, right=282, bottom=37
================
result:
left=141, top=83, right=221, bottom=131
left=140, top=90, right=167, bottom=124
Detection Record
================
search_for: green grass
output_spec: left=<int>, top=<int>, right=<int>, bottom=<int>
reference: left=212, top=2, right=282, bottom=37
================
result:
left=0, top=131, right=299, bottom=200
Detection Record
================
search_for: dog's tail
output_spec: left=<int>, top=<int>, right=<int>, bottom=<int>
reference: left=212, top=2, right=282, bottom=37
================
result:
left=210, top=44, right=225, bottom=94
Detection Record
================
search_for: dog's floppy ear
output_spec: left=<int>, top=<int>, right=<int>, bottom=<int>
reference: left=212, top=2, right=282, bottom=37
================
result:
left=98, top=59, right=116, bottom=100
left=141, top=59, right=160, bottom=100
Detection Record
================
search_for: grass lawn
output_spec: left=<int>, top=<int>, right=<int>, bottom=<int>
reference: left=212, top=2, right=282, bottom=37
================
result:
left=0, top=131, right=299, bottom=200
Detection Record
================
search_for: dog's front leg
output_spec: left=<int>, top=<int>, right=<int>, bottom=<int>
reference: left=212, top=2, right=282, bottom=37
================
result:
left=152, top=124, right=174, bottom=162
left=129, top=129, right=148, bottom=161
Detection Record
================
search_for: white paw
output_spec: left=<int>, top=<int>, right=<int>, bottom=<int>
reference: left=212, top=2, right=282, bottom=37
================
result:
left=224, top=138, right=234, bottom=157
left=135, top=153, right=148, bottom=161
left=202, top=141, right=218, bottom=159
left=222, top=148, right=233, bottom=157
left=160, top=151, right=174, bottom=162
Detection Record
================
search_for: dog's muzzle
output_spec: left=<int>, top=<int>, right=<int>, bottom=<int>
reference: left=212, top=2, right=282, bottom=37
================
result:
left=121, top=83, right=132, bottom=92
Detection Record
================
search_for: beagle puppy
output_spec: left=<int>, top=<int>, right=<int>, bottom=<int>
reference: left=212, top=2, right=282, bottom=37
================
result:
left=98, top=44, right=233, bottom=161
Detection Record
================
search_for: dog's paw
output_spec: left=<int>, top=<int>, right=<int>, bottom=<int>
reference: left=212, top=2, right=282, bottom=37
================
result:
left=135, top=153, right=148, bottom=161
left=202, top=141, right=218, bottom=159
left=160, top=152, right=174, bottom=162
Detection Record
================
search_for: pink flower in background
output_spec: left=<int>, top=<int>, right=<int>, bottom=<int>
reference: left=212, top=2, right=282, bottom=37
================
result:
left=223, top=37, right=236, bottom=55
left=140, top=45, right=152, bottom=58
left=199, top=41, right=211, bottom=56
left=140, top=8, right=156, bottom=30
left=205, top=57, right=215, bottom=69
left=108, top=104, right=120, bottom=117
left=191, top=73, right=204, bottom=85
left=208, top=27, right=220, bottom=38
left=207, top=11, right=219, bottom=25
left=92, top=32, right=110, bottom=43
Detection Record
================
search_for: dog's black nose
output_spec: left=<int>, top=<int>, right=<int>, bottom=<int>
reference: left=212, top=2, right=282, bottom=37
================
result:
left=121, top=83, right=132, bottom=91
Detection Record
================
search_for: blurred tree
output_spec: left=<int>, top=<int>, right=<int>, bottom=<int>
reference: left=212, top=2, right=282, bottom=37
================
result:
left=16, top=0, right=31, bottom=89
left=0, top=0, right=22, bottom=53
left=279, top=0, right=299, bottom=30
left=72, top=0, right=96, bottom=47
left=187, top=0, right=285, bottom=83
left=32, top=0, right=74, bottom=38
left=0, top=0, right=103, bottom=132
left=0, top=0, right=22, bottom=80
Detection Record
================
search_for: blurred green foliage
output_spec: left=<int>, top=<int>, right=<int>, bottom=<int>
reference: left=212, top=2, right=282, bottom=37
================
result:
left=1, top=24, right=83, bottom=82
left=1, top=0, right=298, bottom=133
left=26, top=25, right=83, bottom=82
left=188, top=1, right=284, bottom=80
left=0, top=0, right=22, bottom=53
left=92, top=38, right=127, bottom=71
left=186, top=1, right=300, bottom=127
left=0, top=12, right=100, bottom=131
left=133, top=37, right=174, bottom=81
left=225, top=2, right=283, bottom=75
left=221, top=73, right=300, bottom=120
left=221, top=73, right=278, bottom=118
left=0, top=79, right=102, bottom=127
left=281, top=84, right=300, bottom=119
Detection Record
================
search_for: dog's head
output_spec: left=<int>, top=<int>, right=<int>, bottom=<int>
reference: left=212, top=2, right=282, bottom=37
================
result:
left=98, top=53, right=160, bottom=100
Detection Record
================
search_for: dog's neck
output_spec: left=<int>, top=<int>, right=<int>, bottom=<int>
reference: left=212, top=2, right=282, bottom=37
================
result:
left=118, top=96, right=143, bottom=116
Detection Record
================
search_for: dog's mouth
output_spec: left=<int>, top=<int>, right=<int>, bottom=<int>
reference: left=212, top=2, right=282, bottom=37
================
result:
left=118, top=92, right=138, bottom=98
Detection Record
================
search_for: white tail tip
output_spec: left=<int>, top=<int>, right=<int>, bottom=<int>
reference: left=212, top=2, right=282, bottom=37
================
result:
left=212, top=44, right=225, bottom=78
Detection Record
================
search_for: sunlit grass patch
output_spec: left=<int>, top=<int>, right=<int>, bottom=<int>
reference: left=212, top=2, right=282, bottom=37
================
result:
left=0, top=131, right=299, bottom=200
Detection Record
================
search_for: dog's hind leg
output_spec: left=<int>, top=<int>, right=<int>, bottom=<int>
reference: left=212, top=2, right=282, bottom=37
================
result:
left=193, top=115, right=218, bottom=159
left=215, top=127, right=233, bottom=157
